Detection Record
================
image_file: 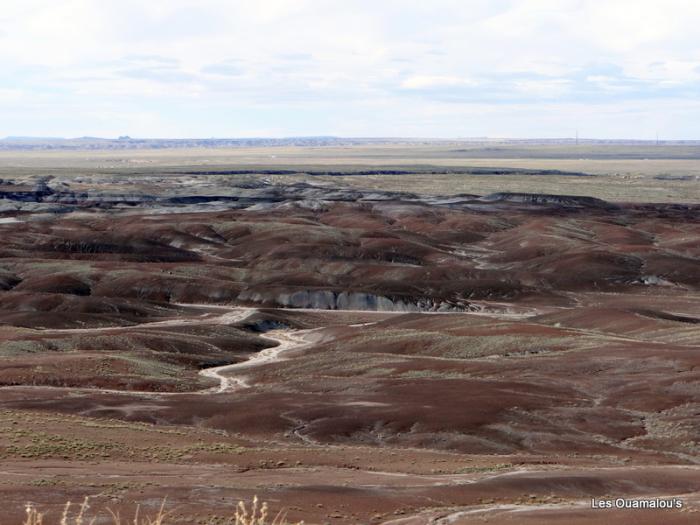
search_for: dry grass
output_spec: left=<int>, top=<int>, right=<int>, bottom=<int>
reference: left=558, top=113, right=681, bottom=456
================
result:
left=22, top=496, right=303, bottom=525
left=232, top=496, right=301, bottom=525
left=2, top=144, right=699, bottom=203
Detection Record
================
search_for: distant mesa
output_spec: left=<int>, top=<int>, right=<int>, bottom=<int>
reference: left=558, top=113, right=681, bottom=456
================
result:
left=2, top=136, right=700, bottom=152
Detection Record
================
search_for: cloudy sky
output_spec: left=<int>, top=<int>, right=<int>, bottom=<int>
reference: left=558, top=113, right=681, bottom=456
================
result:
left=2, top=0, right=700, bottom=139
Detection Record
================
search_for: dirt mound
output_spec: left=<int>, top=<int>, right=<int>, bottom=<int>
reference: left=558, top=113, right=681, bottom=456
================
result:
left=14, top=274, right=92, bottom=296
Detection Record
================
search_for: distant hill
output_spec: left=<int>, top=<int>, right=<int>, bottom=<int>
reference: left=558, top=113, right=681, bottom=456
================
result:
left=2, top=136, right=700, bottom=153
left=0, top=136, right=423, bottom=151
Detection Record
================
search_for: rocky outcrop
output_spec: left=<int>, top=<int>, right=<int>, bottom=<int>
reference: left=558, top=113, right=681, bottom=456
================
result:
left=238, top=289, right=467, bottom=312
left=481, top=192, right=618, bottom=209
left=3, top=178, right=689, bottom=218
left=0, top=184, right=53, bottom=202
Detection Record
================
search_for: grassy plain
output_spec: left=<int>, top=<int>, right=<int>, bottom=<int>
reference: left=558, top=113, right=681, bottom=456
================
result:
left=0, top=144, right=699, bottom=203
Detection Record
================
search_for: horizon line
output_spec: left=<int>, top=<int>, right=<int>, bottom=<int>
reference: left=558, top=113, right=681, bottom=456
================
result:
left=3, top=135, right=699, bottom=143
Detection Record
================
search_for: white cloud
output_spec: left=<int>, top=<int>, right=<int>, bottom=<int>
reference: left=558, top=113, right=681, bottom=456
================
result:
left=0, top=0, right=698, bottom=138
left=401, top=75, right=477, bottom=90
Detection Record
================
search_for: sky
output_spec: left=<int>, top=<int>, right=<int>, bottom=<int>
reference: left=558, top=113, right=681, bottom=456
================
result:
left=1, top=0, right=700, bottom=139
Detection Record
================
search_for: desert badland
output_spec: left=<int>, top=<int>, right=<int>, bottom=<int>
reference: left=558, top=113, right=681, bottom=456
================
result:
left=0, top=143, right=698, bottom=523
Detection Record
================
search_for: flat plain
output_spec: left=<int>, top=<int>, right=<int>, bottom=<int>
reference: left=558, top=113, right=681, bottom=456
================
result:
left=0, top=143, right=699, bottom=524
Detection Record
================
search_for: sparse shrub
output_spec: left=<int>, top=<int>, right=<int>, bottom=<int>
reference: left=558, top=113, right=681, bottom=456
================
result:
left=21, top=496, right=302, bottom=525
left=23, top=504, right=44, bottom=525
left=230, top=495, right=303, bottom=525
